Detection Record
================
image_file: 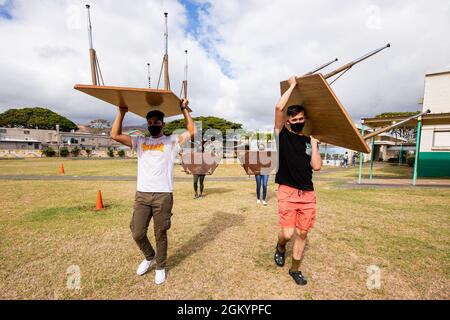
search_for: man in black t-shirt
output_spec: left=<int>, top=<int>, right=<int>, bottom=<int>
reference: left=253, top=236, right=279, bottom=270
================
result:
left=273, top=76, right=323, bottom=285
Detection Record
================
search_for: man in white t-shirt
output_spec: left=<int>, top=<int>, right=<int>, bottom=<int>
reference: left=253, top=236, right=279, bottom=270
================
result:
left=111, top=99, right=195, bottom=285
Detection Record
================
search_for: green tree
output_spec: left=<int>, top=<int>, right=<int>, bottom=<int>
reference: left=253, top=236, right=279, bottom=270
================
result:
left=85, top=148, right=92, bottom=158
left=71, top=146, right=81, bottom=157
left=255, top=131, right=273, bottom=142
left=0, top=107, right=78, bottom=132
left=59, top=147, right=70, bottom=157
left=407, top=155, right=415, bottom=167
left=107, top=148, right=115, bottom=158
left=375, top=111, right=420, bottom=119
left=42, top=146, right=56, bottom=157
left=163, top=116, right=242, bottom=135
left=117, top=150, right=126, bottom=158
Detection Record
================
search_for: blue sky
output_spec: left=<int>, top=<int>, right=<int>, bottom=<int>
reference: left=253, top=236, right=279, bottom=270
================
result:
left=179, top=0, right=232, bottom=77
left=0, top=0, right=13, bottom=19
left=179, top=0, right=205, bottom=37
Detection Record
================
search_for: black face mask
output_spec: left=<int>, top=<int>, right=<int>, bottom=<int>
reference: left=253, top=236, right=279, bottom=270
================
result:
left=148, top=125, right=163, bottom=137
left=290, top=122, right=305, bottom=133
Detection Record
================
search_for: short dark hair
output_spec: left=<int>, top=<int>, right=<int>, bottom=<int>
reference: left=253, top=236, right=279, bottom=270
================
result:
left=146, top=110, right=165, bottom=121
left=287, top=105, right=306, bottom=117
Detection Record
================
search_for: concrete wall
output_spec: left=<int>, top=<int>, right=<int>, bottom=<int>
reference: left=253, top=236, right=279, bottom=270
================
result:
left=0, top=127, right=59, bottom=144
left=417, top=70, right=450, bottom=177
left=0, top=141, right=41, bottom=150
left=0, top=127, right=124, bottom=155
left=59, top=132, right=122, bottom=150
left=0, top=149, right=136, bottom=159
left=418, top=122, right=450, bottom=179
left=420, top=124, right=450, bottom=152
left=418, top=151, right=450, bottom=177
left=423, top=72, right=450, bottom=114
left=0, top=149, right=43, bottom=158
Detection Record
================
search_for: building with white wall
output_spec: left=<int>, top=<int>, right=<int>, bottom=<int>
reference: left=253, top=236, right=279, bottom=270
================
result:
left=418, top=67, right=450, bottom=177
left=0, top=126, right=126, bottom=158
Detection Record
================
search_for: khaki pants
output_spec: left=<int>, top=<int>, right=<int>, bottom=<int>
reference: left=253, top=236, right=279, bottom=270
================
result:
left=130, top=191, right=173, bottom=269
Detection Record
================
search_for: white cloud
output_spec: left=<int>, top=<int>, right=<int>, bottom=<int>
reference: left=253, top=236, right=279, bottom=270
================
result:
left=0, top=0, right=229, bottom=127
left=194, top=0, right=450, bottom=128
left=1, top=0, right=450, bottom=131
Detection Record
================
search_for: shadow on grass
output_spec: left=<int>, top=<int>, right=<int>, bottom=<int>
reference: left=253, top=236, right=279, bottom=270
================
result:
left=202, top=187, right=233, bottom=196
left=167, top=211, right=244, bottom=270
left=26, top=203, right=120, bottom=222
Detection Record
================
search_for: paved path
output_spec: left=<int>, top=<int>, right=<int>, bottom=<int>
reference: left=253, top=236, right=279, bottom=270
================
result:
left=342, top=178, right=450, bottom=189
left=0, top=175, right=338, bottom=182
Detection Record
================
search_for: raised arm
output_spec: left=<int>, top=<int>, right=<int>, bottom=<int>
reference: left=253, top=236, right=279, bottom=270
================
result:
left=111, top=107, right=132, bottom=148
left=310, top=136, right=322, bottom=171
left=178, top=99, right=197, bottom=145
left=275, top=76, right=297, bottom=132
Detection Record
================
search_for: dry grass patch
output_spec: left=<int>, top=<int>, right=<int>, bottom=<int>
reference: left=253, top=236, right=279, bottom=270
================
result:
left=0, top=158, right=252, bottom=178
left=0, top=158, right=137, bottom=176
left=0, top=164, right=449, bottom=300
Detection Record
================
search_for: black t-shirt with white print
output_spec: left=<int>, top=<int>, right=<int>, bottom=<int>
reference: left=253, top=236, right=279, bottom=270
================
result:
left=275, top=126, right=314, bottom=191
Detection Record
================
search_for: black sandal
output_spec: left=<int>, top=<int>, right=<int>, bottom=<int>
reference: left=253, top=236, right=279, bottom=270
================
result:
left=289, top=270, right=307, bottom=286
left=274, top=243, right=285, bottom=267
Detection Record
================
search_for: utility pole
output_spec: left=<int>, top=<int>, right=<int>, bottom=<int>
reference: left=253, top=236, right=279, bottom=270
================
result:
left=86, top=4, right=98, bottom=85
left=163, top=12, right=169, bottom=90
left=147, top=63, right=151, bottom=88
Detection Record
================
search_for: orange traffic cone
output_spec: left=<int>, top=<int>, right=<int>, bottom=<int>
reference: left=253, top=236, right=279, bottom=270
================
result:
left=96, top=190, right=104, bottom=210
left=59, top=163, right=65, bottom=175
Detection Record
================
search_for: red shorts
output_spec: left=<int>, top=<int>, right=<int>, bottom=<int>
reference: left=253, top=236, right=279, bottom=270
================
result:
left=277, top=184, right=317, bottom=231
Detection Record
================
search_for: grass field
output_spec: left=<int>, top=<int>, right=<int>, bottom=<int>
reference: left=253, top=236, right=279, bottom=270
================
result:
left=0, top=158, right=248, bottom=178
left=0, top=159, right=449, bottom=299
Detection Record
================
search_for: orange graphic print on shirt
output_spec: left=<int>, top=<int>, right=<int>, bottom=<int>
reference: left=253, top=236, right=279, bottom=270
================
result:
left=142, top=143, right=165, bottom=152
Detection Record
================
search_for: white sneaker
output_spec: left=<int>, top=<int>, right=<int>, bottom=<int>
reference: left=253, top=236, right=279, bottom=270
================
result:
left=136, top=257, right=156, bottom=276
left=155, top=269, right=166, bottom=285
left=263, top=200, right=268, bottom=206
left=256, top=199, right=261, bottom=204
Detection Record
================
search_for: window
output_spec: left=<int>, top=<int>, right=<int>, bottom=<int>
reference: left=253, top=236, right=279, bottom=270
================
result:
left=24, top=130, right=30, bottom=135
left=0, top=129, right=6, bottom=134
left=63, top=137, right=79, bottom=144
left=34, top=144, right=40, bottom=150
left=81, top=138, right=85, bottom=142
left=433, top=130, right=450, bottom=148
